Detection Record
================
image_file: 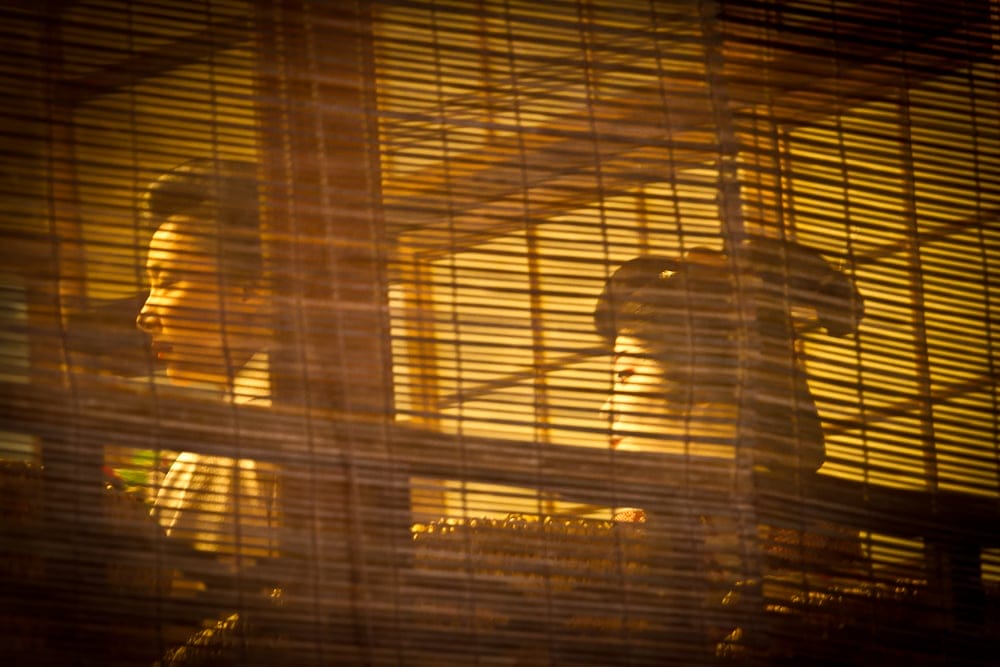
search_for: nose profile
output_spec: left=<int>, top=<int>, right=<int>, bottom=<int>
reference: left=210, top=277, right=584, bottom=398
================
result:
left=136, top=304, right=159, bottom=333
left=600, top=394, right=615, bottom=421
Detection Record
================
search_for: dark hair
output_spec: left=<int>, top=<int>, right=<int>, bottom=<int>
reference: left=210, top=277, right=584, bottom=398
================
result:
left=141, top=158, right=262, bottom=286
left=594, top=237, right=864, bottom=477
left=597, top=250, right=740, bottom=403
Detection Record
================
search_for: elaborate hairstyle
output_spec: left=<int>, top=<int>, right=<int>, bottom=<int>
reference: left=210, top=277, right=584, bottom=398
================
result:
left=141, top=158, right=262, bottom=286
left=594, top=237, right=864, bottom=478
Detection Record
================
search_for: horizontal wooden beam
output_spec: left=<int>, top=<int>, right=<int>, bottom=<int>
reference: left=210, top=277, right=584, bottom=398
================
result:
left=2, top=378, right=996, bottom=546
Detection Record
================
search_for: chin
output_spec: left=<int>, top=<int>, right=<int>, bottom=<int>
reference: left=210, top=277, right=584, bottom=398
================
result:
left=611, top=437, right=644, bottom=452
left=164, top=365, right=230, bottom=388
left=613, top=434, right=686, bottom=454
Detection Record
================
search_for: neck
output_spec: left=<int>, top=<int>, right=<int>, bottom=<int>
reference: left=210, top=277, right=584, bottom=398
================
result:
left=684, top=401, right=740, bottom=437
left=232, top=350, right=270, bottom=403
left=165, top=349, right=266, bottom=397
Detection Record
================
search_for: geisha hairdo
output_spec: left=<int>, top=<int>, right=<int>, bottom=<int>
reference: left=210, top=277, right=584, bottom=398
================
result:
left=594, top=237, right=864, bottom=476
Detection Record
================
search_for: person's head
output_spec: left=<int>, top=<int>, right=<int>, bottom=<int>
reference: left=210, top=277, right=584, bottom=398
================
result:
left=136, top=159, right=268, bottom=387
left=595, top=250, right=743, bottom=453
left=595, top=238, right=863, bottom=473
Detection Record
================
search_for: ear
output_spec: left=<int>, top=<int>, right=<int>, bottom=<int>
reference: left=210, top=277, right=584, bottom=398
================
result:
left=236, top=282, right=269, bottom=317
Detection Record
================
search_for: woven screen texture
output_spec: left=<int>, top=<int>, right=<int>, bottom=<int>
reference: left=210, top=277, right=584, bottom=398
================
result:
left=0, top=1, right=997, bottom=665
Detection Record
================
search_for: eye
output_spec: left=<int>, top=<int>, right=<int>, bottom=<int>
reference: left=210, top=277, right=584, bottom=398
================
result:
left=156, top=273, right=181, bottom=290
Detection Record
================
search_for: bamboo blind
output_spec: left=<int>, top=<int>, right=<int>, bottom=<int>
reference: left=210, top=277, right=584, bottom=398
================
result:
left=0, top=0, right=997, bottom=664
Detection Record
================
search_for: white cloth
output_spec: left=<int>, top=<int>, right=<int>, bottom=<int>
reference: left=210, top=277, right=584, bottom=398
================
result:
left=152, top=353, right=278, bottom=559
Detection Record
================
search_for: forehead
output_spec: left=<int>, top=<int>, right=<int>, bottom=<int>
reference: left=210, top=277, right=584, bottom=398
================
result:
left=613, top=334, right=647, bottom=358
left=146, top=218, right=216, bottom=271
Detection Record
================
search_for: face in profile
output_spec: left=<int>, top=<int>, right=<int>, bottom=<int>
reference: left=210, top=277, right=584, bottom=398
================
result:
left=601, top=334, right=736, bottom=457
left=136, top=216, right=265, bottom=386
left=602, top=335, right=674, bottom=451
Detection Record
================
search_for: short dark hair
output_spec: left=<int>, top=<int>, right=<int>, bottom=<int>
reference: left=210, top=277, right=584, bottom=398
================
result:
left=141, top=158, right=262, bottom=286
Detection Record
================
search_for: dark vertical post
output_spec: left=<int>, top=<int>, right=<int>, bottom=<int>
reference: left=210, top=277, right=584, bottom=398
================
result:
left=255, top=1, right=406, bottom=660
left=698, top=0, right=767, bottom=653
left=36, top=12, right=108, bottom=660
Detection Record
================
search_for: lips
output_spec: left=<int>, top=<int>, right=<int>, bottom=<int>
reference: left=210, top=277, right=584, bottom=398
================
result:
left=150, top=341, right=172, bottom=363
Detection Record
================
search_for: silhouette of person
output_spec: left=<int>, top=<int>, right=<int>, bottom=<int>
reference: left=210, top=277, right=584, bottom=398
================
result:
left=136, top=158, right=277, bottom=561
